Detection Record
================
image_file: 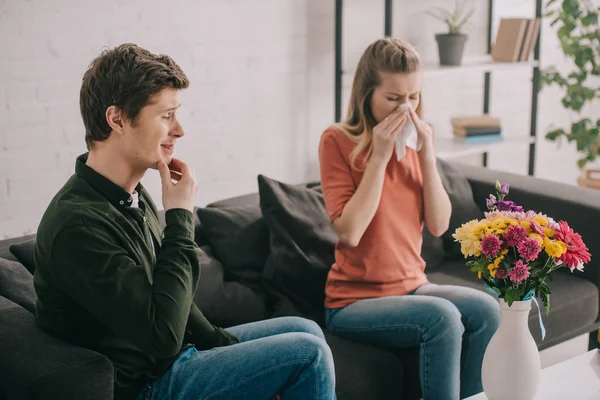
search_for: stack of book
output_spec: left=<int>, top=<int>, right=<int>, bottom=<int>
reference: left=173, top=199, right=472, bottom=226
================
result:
left=451, top=115, right=502, bottom=144
left=491, top=17, right=541, bottom=62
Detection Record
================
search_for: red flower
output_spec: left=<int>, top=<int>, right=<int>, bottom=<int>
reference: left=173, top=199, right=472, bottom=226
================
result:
left=554, top=221, right=591, bottom=271
left=517, top=237, right=542, bottom=262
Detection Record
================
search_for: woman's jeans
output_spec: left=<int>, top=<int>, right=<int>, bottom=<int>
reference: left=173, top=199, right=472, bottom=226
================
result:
left=325, top=283, right=500, bottom=400
left=139, top=317, right=336, bottom=400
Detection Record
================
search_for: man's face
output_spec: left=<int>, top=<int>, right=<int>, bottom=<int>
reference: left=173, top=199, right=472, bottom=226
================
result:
left=123, top=88, right=184, bottom=170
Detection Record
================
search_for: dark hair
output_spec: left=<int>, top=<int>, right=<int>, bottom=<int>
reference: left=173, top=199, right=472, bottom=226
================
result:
left=80, top=43, right=189, bottom=149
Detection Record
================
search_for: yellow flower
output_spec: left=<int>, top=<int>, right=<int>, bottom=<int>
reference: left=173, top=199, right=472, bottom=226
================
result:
left=453, top=220, right=482, bottom=257
left=543, top=228, right=554, bottom=238
left=488, top=263, right=497, bottom=277
left=505, top=218, right=519, bottom=226
left=543, top=236, right=552, bottom=249
left=545, top=240, right=568, bottom=258
left=520, top=220, right=531, bottom=232
left=533, top=216, right=548, bottom=226
left=478, top=271, right=483, bottom=279
left=501, top=249, right=509, bottom=255
left=529, top=233, right=544, bottom=246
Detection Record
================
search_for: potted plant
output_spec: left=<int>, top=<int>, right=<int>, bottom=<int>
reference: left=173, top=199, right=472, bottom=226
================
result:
left=542, top=0, right=599, bottom=170
left=427, top=0, right=475, bottom=66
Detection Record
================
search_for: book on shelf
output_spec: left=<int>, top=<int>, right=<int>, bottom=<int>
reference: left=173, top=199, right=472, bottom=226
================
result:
left=451, top=115, right=501, bottom=129
left=453, top=133, right=504, bottom=144
left=453, top=126, right=502, bottom=136
left=491, top=18, right=540, bottom=62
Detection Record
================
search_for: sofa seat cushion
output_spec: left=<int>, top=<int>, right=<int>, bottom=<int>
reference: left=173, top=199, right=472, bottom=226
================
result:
left=0, top=296, right=114, bottom=399
left=428, top=261, right=599, bottom=347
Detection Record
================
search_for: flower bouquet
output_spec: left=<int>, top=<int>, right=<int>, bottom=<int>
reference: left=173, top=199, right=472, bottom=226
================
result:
left=452, top=181, right=591, bottom=312
left=452, top=181, right=592, bottom=400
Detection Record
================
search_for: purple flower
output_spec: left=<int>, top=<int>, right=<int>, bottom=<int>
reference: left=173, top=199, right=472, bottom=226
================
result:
left=496, top=200, right=524, bottom=212
left=481, top=235, right=503, bottom=258
left=509, top=260, right=531, bottom=284
left=495, top=267, right=509, bottom=279
left=517, top=237, right=542, bottom=262
left=486, top=195, right=497, bottom=211
left=499, top=183, right=510, bottom=196
left=504, top=225, right=528, bottom=247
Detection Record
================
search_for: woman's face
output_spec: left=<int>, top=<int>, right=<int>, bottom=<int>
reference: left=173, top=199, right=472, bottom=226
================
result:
left=370, top=71, right=422, bottom=124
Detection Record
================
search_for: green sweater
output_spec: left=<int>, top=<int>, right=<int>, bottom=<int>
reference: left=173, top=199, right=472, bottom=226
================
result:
left=34, top=154, right=238, bottom=399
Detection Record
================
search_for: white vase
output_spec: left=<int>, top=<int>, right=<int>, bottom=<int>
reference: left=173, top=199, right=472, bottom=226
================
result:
left=481, top=299, right=541, bottom=400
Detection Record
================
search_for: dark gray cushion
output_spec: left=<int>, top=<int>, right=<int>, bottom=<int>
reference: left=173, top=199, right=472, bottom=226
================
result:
left=0, top=257, right=36, bottom=313
left=0, top=296, right=114, bottom=399
left=193, top=246, right=268, bottom=328
left=0, top=234, right=35, bottom=262
left=421, top=226, right=444, bottom=270
left=258, top=175, right=336, bottom=325
left=196, top=205, right=269, bottom=287
left=428, top=260, right=599, bottom=348
left=9, top=238, right=36, bottom=274
left=437, top=159, right=483, bottom=259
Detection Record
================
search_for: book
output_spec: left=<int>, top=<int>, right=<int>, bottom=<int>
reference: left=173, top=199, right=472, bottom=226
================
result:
left=453, top=126, right=502, bottom=136
left=453, top=133, right=503, bottom=144
left=519, top=18, right=541, bottom=61
left=451, top=115, right=501, bottom=129
left=491, top=18, right=529, bottom=62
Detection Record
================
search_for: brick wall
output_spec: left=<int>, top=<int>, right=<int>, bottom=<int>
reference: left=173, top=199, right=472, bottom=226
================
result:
left=0, top=0, right=598, bottom=238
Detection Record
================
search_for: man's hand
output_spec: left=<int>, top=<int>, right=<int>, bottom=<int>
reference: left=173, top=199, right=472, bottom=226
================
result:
left=158, top=158, right=197, bottom=213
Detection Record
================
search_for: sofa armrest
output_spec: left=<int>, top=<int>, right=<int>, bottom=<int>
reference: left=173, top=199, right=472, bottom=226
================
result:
left=0, top=297, right=114, bottom=400
left=451, top=162, right=600, bottom=291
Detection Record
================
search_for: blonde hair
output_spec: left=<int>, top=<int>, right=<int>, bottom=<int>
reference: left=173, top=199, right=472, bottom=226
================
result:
left=337, top=38, right=423, bottom=170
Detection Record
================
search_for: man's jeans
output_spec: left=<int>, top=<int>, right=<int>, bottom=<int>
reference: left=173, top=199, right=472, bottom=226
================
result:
left=325, top=283, right=500, bottom=400
left=139, top=317, right=336, bottom=400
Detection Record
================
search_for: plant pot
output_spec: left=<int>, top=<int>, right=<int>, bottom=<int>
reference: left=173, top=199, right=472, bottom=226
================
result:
left=482, top=299, right=541, bottom=400
left=435, top=33, right=468, bottom=66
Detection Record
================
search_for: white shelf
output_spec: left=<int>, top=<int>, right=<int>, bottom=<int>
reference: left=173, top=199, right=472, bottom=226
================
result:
left=422, top=55, right=539, bottom=78
left=342, top=56, right=538, bottom=88
left=434, top=135, right=536, bottom=160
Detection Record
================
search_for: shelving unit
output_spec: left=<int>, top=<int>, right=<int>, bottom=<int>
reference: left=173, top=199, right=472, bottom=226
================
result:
left=334, top=0, right=543, bottom=175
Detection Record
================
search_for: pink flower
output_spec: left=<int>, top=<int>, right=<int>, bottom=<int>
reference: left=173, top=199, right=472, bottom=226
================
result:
left=509, top=260, right=531, bottom=284
left=517, top=237, right=542, bottom=262
left=495, top=267, right=509, bottom=279
left=504, top=225, right=528, bottom=247
left=530, top=220, right=544, bottom=236
left=481, top=235, right=503, bottom=258
left=554, top=221, right=591, bottom=271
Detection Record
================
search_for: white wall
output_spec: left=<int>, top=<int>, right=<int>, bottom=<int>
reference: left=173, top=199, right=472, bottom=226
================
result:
left=1, top=0, right=598, bottom=239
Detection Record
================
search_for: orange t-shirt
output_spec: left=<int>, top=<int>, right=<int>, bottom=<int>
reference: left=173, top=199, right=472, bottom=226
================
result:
left=319, top=127, right=429, bottom=309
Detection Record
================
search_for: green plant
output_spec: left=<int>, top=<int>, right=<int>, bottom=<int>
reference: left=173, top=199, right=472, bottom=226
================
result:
left=542, top=0, right=600, bottom=169
left=427, top=0, right=475, bottom=35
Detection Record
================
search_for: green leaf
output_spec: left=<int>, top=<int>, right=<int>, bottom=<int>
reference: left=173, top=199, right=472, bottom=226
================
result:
left=546, top=128, right=566, bottom=140
left=503, top=287, right=524, bottom=306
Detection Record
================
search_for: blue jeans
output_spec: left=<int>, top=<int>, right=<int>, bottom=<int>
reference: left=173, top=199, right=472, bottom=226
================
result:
left=139, top=317, right=336, bottom=400
left=325, top=283, right=500, bottom=400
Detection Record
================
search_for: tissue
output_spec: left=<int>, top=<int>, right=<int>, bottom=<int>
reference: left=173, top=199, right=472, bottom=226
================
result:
left=395, top=103, right=422, bottom=161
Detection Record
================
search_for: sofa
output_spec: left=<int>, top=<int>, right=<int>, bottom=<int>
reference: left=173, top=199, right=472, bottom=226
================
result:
left=1, top=160, right=599, bottom=400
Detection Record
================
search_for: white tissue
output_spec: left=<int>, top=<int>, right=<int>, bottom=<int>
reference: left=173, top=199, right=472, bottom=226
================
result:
left=395, top=103, right=422, bottom=161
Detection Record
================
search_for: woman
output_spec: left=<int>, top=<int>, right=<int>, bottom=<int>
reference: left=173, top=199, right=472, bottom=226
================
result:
left=319, top=37, right=500, bottom=400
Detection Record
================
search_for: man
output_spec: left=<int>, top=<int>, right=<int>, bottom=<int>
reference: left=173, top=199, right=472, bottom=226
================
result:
left=33, top=43, right=336, bottom=400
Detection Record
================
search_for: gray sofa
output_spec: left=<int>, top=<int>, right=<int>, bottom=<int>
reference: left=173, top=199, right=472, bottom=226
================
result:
left=1, top=161, right=599, bottom=400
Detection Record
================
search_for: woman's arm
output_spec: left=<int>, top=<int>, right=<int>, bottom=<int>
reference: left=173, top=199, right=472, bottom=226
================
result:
left=409, top=107, right=451, bottom=237
left=332, top=159, right=387, bottom=247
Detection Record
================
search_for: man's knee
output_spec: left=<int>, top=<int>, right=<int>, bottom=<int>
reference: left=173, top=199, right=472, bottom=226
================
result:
left=279, top=317, right=326, bottom=340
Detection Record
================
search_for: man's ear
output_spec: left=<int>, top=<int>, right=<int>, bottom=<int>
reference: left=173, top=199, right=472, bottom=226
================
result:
left=106, top=105, right=125, bottom=134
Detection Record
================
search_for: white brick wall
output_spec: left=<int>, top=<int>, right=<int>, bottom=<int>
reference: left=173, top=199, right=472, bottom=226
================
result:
left=0, top=0, right=598, bottom=239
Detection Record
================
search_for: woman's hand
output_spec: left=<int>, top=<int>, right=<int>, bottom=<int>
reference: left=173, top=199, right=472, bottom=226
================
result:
left=372, top=108, right=408, bottom=165
left=408, top=107, right=435, bottom=163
